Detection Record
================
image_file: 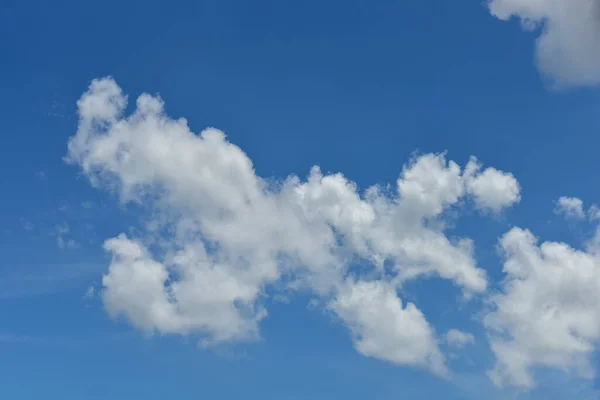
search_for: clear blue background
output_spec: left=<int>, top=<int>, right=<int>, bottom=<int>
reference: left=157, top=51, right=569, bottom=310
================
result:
left=1, top=1, right=599, bottom=398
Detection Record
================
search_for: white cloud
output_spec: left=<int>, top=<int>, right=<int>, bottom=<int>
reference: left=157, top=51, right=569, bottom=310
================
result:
left=330, top=280, right=448, bottom=376
left=102, top=233, right=269, bottom=344
left=485, top=226, right=600, bottom=388
left=66, top=77, right=521, bottom=374
left=464, top=157, right=521, bottom=213
left=555, top=196, right=585, bottom=219
left=488, top=0, right=600, bottom=88
left=445, top=329, right=476, bottom=349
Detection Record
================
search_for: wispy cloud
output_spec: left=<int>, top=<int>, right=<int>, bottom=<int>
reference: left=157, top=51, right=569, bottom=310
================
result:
left=45, top=100, right=70, bottom=119
left=0, top=262, right=104, bottom=300
left=53, top=223, right=78, bottom=249
left=83, top=285, right=95, bottom=300
left=0, top=331, right=135, bottom=349
left=20, top=218, right=34, bottom=232
left=0, top=333, right=46, bottom=345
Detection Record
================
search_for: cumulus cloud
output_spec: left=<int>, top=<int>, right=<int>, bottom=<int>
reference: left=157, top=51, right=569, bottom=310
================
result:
left=487, top=0, right=600, bottom=88
left=485, top=225, right=600, bottom=388
left=66, top=77, right=520, bottom=374
left=445, top=329, right=476, bottom=349
left=464, top=157, right=521, bottom=213
left=555, top=196, right=585, bottom=219
left=331, top=280, right=448, bottom=376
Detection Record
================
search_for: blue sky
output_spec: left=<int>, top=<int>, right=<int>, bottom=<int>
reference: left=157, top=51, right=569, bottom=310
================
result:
left=2, top=0, right=600, bottom=399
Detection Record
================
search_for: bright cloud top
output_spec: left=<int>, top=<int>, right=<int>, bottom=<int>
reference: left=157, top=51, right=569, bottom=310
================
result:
left=464, top=157, right=520, bottom=213
left=66, top=78, right=521, bottom=376
left=66, top=77, right=600, bottom=390
left=485, top=225, right=600, bottom=388
left=488, top=0, right=600, bottom=87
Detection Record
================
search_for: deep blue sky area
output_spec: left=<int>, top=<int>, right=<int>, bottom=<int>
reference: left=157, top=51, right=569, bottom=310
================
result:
left=1, top=1, right=600, bottom=399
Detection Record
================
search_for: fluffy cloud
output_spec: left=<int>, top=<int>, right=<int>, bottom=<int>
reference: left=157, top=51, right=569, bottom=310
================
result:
left=66, top=77, right=520, bottom=374
left=485, top=226, right=600, bottom=388
left=330, top=280, right=448, bottom=376
left=488, top=0, right=600, bottom=87
left=464, top=157, right=521, bottom=213
left=555, top=196, right=585, bottom=219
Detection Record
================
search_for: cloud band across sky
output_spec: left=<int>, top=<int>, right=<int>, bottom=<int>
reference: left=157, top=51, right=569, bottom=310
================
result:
left=65, top=77, right=600, bottom=389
